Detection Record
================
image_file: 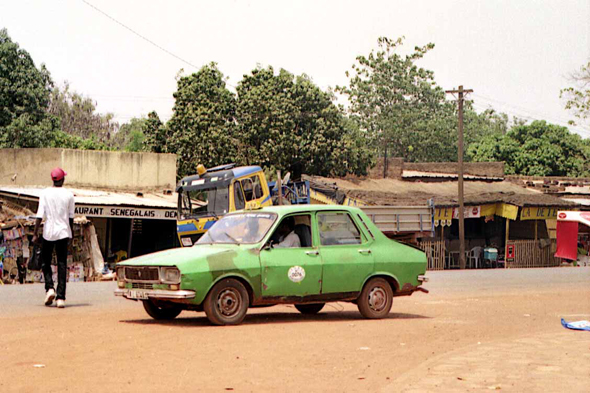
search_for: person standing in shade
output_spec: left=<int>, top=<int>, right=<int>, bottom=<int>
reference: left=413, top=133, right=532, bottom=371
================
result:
left=33, top=168, right=75, bottom=308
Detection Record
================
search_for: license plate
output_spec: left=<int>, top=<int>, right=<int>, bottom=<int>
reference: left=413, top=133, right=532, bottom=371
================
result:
left=128, top=290, right=148, bottom=300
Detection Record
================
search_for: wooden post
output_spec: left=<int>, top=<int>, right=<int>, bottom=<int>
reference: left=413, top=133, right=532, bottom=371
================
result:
left=505, top=218, right=510, bottom=268
left=445, top=86, right=472, bottom=270
left=534, top=220, right=538, bottom=241
left=127, top=218, right=134, bottom=258
left=277, top=171, right=282, bottom=205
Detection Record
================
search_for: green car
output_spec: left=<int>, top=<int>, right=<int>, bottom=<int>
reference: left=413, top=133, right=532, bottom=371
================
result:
left=115, top=205, right=428, bottom=325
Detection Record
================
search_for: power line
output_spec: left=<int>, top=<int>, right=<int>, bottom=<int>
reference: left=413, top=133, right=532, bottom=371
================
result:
left=472, top=93, right=590, bottom=137
left=81, top=0, right=199, bottom=70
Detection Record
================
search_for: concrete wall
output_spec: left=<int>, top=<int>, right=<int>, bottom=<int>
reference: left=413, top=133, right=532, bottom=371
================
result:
left=0, top=149, right=177, bottom=190
left=404, top=162, right=505, bottom=177
left=367, top=157, right=404, bottom=179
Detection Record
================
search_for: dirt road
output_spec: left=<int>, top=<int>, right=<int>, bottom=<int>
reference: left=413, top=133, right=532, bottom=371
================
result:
left=2, top=268, right=589, bottom=392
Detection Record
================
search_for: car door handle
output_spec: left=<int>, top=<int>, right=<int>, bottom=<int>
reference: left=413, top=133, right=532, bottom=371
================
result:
left=358, top=249, right=372, bottom=254
left=306, top=250, right=319, bottom=256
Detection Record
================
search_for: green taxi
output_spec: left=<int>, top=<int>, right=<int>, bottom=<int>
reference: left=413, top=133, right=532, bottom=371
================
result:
left=115, top=205, right=428, bottom=325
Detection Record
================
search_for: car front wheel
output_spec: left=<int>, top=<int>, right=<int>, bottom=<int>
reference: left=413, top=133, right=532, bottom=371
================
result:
left=294, top=303, right=325, bottom=315
left=203, top=278, right=250, bottom=325
left=357, top=277, right=393, bottom=319
left=142, top=300, right=183, bottom=320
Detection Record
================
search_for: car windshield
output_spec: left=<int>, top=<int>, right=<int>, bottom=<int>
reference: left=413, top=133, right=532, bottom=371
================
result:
left=179, top=187, right=229, bottom=219
left=196, top=212, right=277, bottom=245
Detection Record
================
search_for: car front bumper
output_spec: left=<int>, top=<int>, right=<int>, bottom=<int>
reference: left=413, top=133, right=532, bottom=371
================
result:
left=114, top=288, right=196, bottom=300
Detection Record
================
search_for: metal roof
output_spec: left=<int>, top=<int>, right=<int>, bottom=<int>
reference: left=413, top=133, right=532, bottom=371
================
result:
left=0, top=187, right=187, bottom=209
left=232, top=166, right=262, bottom=178
left=402, top=170, right=504, bottom=181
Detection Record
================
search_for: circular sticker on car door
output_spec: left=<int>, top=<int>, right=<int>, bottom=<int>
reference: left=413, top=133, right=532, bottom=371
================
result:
left=288, top=266, right=306, bottom=283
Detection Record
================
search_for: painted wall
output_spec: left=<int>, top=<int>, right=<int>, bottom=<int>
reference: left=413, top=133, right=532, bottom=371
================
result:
left=0, top=148, right=177, bottom=190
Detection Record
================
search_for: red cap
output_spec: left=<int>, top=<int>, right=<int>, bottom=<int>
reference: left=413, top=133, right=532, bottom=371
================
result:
left=51, top=167, right=67, bottom=181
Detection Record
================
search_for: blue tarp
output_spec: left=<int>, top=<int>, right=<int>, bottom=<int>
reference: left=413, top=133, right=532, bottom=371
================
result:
left=561, top=318, right=590, bottom=331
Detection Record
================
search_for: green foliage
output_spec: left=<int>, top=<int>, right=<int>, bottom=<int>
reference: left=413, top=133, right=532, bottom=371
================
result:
left=164, top=63, right=238, bottom=178
left=236, top=66, right=372, bottom=177
left=114, top=117, right=147, bottom=152
left=48, top=82, right=118, bottom=143
left=142, top=111, right=167, bottom=153
left=339, top=37, right=508, bottom=163
left=49, top=130, right=111, bottom=150
left=0, top=28, right=57, bottom=147
left=468, top=121, right=589, bottom=176
left=561, top=61, right=590, bottom=127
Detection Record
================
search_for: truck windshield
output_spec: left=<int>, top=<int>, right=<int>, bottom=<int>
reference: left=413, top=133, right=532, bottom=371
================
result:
left=180, top=187, right=229, bottom=219
left=196, top=212, right=277, bottom=245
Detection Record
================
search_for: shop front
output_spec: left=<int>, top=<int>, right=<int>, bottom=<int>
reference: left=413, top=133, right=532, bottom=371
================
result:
left=421, top=201, right=575, bottom=270
left=0, top=187, right=180, bottom=269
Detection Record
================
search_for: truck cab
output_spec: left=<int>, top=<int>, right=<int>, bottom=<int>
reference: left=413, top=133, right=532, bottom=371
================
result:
left=176, top=164, right=273, bottom=246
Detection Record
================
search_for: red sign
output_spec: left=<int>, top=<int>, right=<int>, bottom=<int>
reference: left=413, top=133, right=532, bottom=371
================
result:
left=506, top=244, right=515, bottom=261
left=558, top=212, right=567, bottom=219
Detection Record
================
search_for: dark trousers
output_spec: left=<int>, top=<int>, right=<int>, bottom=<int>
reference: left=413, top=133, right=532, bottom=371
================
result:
left=42, top=238, right=68, bottom=300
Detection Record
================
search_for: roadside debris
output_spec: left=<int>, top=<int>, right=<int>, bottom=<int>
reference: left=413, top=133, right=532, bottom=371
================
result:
left=561, top=318, right=590, bottom=331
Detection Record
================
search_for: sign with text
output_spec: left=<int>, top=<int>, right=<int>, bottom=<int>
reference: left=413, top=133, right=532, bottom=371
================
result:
left=519, top=206, right=559, bottom=221
left=75, top=205, right=177, bottom=220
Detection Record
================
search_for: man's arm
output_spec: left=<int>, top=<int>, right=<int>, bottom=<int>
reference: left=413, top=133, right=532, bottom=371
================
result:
left=33, top=218, right=42, bottom=244
left=33, top=194, right=45, bottom=244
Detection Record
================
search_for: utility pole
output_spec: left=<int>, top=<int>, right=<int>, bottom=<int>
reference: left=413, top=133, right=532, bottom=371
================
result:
left=445, top=85, right=473, bottom=269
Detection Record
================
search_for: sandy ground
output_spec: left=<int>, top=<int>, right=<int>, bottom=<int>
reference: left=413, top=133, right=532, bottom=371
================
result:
left=1, top=268, right=589, bottom=392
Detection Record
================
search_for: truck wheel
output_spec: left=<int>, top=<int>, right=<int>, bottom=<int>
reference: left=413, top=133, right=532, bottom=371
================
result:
left=294, top=303, right=325, bottom=315
left=203, top=278, right=249, bottom=325
left=357, top=278, right=393, bottom=319
left=142, top=300, right=182, bottom=320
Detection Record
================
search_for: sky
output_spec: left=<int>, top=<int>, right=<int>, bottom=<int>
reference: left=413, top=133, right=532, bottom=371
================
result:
left=1, top=0, right=589, bottom=137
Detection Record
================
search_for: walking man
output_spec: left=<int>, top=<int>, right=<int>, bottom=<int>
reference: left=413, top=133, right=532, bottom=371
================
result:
left=33, top=168, right=75, bottom=308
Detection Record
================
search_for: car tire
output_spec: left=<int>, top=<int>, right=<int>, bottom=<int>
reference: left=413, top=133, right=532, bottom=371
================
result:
left=203, top=278, right=249, bottom=326
left=294, top=303, right=325, bottom=315
left=357, top=277, right=393, bottom=319
left=142, top=300, right=183, bottom=320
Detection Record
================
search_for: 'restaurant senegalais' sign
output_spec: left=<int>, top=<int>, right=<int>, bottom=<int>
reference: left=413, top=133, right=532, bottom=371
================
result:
left=75, top=205, right=177, bottom=220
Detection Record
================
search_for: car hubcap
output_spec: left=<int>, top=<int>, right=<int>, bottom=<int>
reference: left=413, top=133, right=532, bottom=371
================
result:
left=368, top=286, right=387, bottom=311
left=217, top=289, right=240, bottom=316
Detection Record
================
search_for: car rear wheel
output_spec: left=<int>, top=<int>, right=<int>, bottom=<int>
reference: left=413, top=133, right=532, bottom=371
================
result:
left=142, top=300, right=183, bottom=320
left=357, top=277, right=393, bottom=319
left=294, top=303, right=325, bottom=315
left=203, top=278, right=249, bottom=326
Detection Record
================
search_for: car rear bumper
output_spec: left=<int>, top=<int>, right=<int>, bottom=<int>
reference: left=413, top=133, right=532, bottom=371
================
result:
left=114, top=288, right=196, bottom=300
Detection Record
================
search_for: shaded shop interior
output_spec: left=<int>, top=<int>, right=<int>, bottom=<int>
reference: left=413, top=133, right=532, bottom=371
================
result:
left=0, top=187, right=179, bottom=265
left=422, top=196, right=578, bottom=270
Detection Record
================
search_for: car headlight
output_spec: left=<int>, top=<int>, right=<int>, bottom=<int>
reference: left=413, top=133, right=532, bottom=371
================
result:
left=160, top=267, right=181, bottom=284
left=116, top=266, right=125, bottom=280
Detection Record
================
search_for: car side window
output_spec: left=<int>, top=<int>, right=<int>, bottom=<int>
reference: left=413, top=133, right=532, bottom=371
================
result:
left=318, top=212, right=363, bottom=246
left=269, top=214, right=313, bottom=248
left=252, top=175, right=263, bottom=199
left=240, top=177, right=255, bottom=202
left=234, top=181, right=245, bottom=210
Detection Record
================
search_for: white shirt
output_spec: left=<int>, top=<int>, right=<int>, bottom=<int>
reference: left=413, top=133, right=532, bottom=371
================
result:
left=275, top=231, right=301, bottom=248
left=36, top=187, right=75, bottom=241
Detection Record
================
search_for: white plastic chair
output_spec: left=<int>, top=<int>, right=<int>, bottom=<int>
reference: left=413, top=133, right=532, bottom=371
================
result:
left=467, top=246, right=483, bottom=269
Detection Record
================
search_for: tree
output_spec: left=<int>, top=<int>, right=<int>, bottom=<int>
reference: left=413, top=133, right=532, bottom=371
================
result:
left=338, top=37, right=508, bottom=163
left=236, top=66, right=372, bottom=178
left=48, top=82, right=118, bottom=143
left=561, top=61, right=590, bottom=127
left=0, top=28, right=57, bottom=147
left=467, top=120, right=589, bottom=176
left=142, top=111, right=167, bottom=153
left=337, top=37, right=447, bottom=160
left=163, top=63, right=238, bottom=178
left=113, top=117, right=147, bottom=152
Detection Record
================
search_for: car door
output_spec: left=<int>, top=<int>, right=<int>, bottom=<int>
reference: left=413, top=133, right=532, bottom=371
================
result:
left=316, top=211, right=374, bottom=294
left=259, top=214, right=322, bottom=297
